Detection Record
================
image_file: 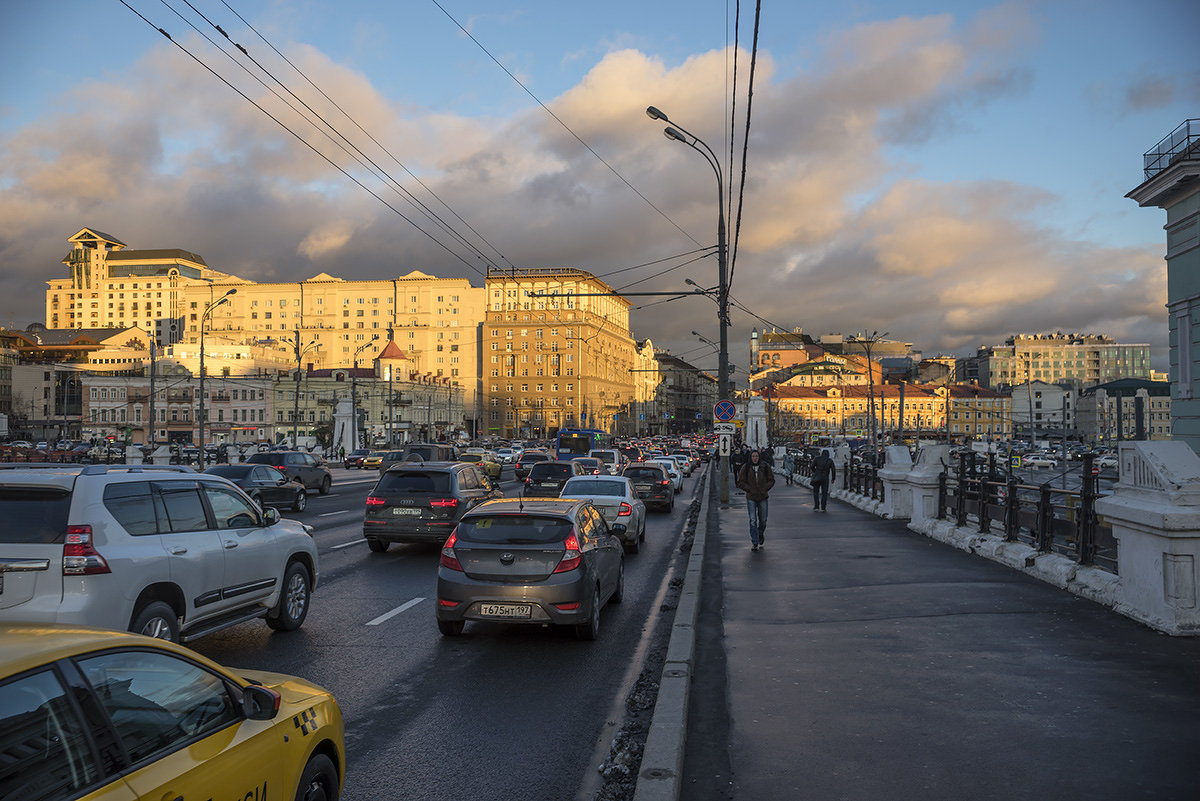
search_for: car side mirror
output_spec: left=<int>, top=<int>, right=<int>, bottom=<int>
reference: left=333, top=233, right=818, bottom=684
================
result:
left=242, top=684, right=281, bottom=721
left=262, top=507, right=281, bottom=526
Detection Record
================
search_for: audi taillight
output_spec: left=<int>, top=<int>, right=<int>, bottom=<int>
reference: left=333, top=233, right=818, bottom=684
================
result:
left=440, top=529, right=463, bottom=571
left=618, top=502, right=632, bottom=517
left=365, top=496, right=386, bottom=508
left=554, top=532, right=582, bottom=573
left=430, top=498, right=459, bottom=509
left=63, top=525, right=110, bottom=575
left=661, top=479, right=670, bottom=486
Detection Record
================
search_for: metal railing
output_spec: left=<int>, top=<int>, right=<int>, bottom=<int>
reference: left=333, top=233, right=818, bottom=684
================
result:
left=789, top=452, right=884, bottom=502
left=936, top=452, right=1116, bottom=573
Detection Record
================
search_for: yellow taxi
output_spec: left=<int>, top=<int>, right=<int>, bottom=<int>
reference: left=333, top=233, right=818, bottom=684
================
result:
left=0, top=624, right=345, bottom=801
left=458, top=452, right=502, bottom=480
left=362, top=451, right=386, bottom=470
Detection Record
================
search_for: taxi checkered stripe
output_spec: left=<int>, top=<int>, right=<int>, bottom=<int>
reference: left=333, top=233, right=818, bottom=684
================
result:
left=293, top=707, right=318, bottom=735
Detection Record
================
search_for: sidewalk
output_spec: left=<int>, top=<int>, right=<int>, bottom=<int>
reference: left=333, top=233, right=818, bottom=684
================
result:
left=684, top=468, right=1200, bottom=800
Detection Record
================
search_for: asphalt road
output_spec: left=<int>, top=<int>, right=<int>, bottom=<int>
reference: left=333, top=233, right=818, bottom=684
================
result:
left=185, top=463, right=701, bottom=801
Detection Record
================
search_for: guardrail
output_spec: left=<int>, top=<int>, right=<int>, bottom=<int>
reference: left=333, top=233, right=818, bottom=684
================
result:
left=790, top=453, right=884, bottom=501
left=937, top=451, right=1116, bottom=573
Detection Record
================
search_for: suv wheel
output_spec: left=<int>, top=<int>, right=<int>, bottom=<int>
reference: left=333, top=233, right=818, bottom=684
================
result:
left=131, top=601, right=180, bottom=642
left=293, top=490, right=308, bottom=512
left=367, top=537, right=389, bottom=553
left=266, top=562, right=311, bottom=631
left=318, top=476, right=332, bottom=495
left=610, top=560, right=624, bottom=604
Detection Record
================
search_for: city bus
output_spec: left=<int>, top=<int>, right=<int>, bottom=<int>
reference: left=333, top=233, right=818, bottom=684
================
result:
left=556, top=428, right=612, bottom=460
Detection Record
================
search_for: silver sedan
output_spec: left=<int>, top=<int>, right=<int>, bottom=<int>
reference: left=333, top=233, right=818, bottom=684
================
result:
left=560, top=475, right=647, bottom=553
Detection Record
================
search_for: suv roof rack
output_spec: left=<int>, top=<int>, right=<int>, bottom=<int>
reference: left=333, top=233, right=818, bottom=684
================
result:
left=79, top=464, right=198, bottom=475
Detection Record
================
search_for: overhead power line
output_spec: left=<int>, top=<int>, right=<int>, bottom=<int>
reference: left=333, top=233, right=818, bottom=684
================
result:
left=427, top=0, right=702, bottom=248
left=121, top=0, right=501, bottom=278
left=727, top=0, right=762, bottom=295
left=215, top=0, right=513, bottom=272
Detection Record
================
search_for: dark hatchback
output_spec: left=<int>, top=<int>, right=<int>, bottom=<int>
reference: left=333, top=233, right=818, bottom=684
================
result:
left=435, top=498, right=625, bottom=639
left=363, top=462, right=503, bottom=552
left=523, top=460, right=587, bottom=498
left=621, top=463, right=674, bottom=513
left=202, top=464, right=310, bottom=512
left=514, top=450, right=552, bottom=480
left=245, top=451, right=332, bottom=494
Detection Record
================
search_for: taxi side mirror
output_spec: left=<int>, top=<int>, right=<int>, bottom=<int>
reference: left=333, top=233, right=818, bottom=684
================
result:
left=242, top=684, right=281, bottom=721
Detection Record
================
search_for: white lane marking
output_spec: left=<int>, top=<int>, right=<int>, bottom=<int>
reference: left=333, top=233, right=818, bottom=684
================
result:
left=331, top=539, right=366, bottom=550
left=318, top=511, right=343, bottom=517
left=366, top=597, right=425, bottom=626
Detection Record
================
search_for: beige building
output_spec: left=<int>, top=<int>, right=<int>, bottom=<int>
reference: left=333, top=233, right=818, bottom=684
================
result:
left=977, top=333, right=1153, bottom=389
left=480, top=268, right=637, bottom=439
left=45, top=228, right=486, bottom=417
left=766, top=383, right=1011, bottom=443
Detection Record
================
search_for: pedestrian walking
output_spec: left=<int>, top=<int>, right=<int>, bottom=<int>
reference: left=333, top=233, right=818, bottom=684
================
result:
left=782, top=451, right=794, bottom=486
left=736, top=449, right=775, bottom=551
left=731, top=446, right=747, bottom=476
left=810, top=448, right=836, bottom=512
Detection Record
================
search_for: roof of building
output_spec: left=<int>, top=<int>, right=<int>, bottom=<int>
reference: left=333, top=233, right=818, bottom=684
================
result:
left=1083, top=378, right=1172, bottom=396
left=68, top=228, right=126, bottom=247
left=105, top=248, right=208, bottom=266
left=8, top=327, right=146, bottom=347
left=376, top=340, right=409, bottom=361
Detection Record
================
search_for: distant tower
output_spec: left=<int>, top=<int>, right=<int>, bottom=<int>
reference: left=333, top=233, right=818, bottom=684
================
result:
left=750, top=329, right=760, bottom=370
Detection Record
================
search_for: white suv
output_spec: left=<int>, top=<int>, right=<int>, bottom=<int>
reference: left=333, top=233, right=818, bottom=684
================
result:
left=0, top=463, right=319, bottom=643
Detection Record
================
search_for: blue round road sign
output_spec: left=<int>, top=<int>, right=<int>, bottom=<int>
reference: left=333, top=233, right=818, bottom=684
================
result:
left=714, top=400, right=737, bottom=421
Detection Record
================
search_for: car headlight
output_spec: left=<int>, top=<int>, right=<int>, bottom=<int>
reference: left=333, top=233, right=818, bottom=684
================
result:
left=302, top=523, right=315, bottom=537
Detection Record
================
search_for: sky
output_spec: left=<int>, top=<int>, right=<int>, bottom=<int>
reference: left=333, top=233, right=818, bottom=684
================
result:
left=2, top=0, right=1197, bottom=376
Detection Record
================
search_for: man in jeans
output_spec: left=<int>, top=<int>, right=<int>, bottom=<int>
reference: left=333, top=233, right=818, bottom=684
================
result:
left=736, top=449, right=775, bottom=551
left=810, top=448, right=836, bottom=512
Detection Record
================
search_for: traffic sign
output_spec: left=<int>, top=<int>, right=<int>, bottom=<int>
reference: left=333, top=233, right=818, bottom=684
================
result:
left=734, top=420, right=745, bottom=428
left=718, top=434, right=731, bottom=457
left=714, top=400, right=737, bottom=421
left=714, top=422, right=736, bottom=434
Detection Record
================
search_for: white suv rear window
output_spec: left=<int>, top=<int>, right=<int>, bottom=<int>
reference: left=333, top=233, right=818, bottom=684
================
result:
left=0, top=488, right=71, bottom=544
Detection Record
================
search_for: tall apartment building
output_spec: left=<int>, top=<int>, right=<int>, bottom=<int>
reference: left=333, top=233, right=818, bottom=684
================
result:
left=480, top=268, right=636, bottom=439
left=1127, top=118, right=1200, bottom=453
left=976, top=333, right=1152, bottom=390
left=44, top=228, right=487, bottom=412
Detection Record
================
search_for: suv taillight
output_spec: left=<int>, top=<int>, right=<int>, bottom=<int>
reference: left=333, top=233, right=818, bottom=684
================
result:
left=661, top=479, right=670, bottom=486
left=366, top=496, right=386, bottom=508
left=554, top=532, right=582, bottom=573
left=430, top=498, right=459, bottom=508
left=440, top=529, right=463, bottom=571
left=618, top=502, right=632, bottom=516
left=63, top=525, right=111, bottom=575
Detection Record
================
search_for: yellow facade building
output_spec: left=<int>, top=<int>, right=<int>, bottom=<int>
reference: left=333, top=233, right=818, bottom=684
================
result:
left=45, top=228, right=486, bottom=410
left=480, top=268, right=637, bottom=439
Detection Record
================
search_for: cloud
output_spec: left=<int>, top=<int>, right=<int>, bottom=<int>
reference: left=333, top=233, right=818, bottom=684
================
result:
left=0, top=7, right=1168, bottom=371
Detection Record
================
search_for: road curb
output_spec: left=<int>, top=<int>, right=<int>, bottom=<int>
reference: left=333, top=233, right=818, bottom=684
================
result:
left=632, top=462, right=711, bottom=801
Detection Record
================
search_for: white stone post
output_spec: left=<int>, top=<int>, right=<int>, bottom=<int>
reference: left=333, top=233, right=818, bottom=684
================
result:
left=907, top=444, right=951, bottom=532
left=1095, top=441, right=1200, bottom=635
left=878, top=445, right=914, bottom=519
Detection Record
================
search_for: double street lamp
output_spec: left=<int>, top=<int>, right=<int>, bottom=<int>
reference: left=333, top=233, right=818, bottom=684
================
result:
left=648, top=104, right=732, bottom=502
left=351, top=335, right=380, bottom=449
left=857, top=330, right=888, bottom=455
left=198, top=288, right=237, bottom=467
left=285, top=329, right=319, bottom=449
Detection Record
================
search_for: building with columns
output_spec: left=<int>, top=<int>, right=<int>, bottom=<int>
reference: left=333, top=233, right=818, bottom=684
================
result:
left=1127, top=119, right=1200, bottom=453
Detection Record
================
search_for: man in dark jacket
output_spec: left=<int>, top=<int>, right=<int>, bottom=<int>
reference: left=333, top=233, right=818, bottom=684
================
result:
left=810, top=448, right=836, bottom=512
left=736, top=449, right=775, bottom=550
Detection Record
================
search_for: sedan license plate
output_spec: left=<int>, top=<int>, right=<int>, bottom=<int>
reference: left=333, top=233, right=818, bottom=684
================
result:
left=479, top=603, right=532, bottom=619
left=392, top=508, right=422, bottom=516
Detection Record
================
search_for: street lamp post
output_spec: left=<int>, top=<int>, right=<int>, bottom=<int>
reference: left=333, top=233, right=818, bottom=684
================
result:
left=650, top=105, right=731, bottom=502
left=198, top=288, right=237, bottom=467
left=857, top=330, right=887, bottom=458
left=351, top=336, right=380, bottom=449
left=287, top=329, right=319, bottom=449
